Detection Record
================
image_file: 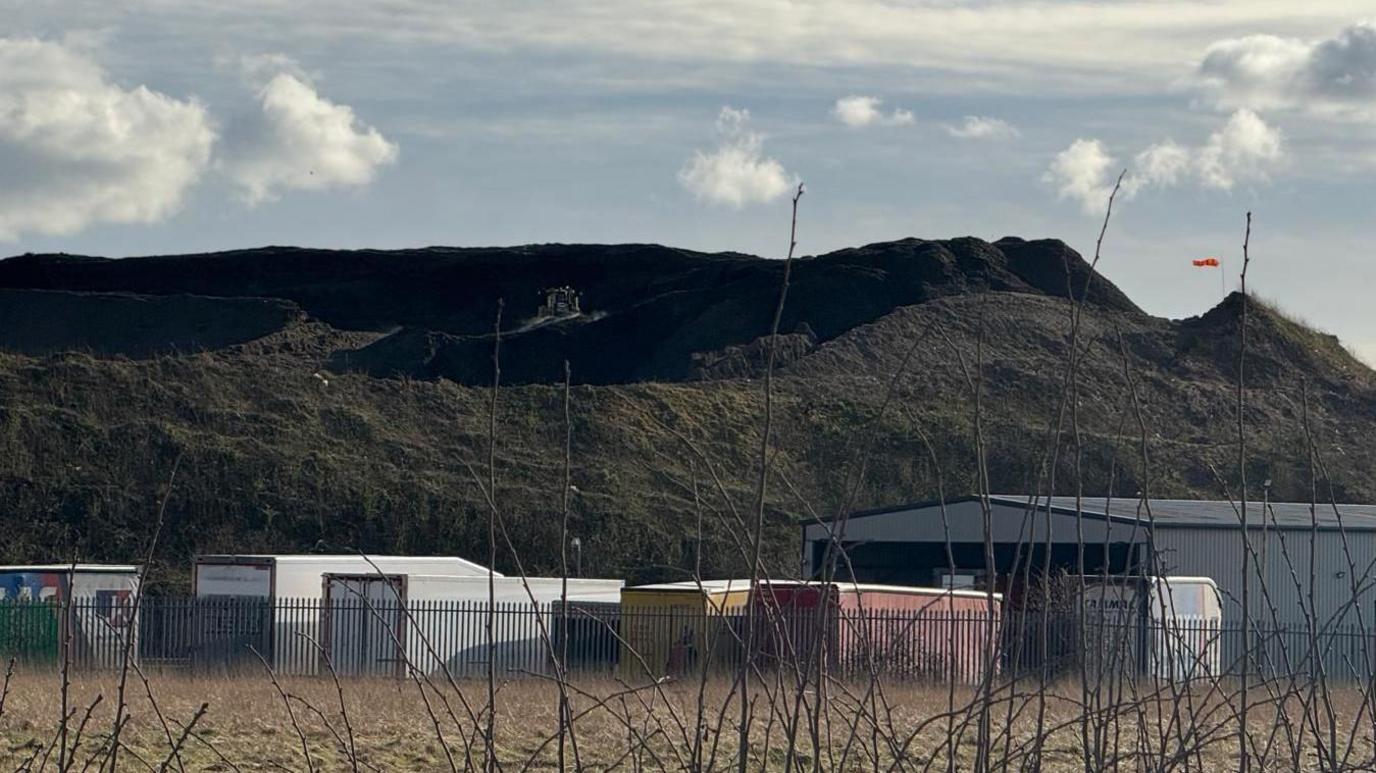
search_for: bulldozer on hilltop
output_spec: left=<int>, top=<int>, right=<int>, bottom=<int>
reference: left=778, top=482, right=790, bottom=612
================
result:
left=538, top=286, right=582, bottom=318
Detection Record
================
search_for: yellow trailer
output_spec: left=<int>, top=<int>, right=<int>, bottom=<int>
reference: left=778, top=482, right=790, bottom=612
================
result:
left=618, top=580, right=751, bottom=679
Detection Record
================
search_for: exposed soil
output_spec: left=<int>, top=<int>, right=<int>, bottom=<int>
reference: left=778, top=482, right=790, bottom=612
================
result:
left=0, top=237, right=1140, bottom=385
left=0, top=289, right=302, bottom=358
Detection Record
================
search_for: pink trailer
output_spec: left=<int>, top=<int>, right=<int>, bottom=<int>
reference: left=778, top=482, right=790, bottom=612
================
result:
left=753, top=581, right=1002, bottom=684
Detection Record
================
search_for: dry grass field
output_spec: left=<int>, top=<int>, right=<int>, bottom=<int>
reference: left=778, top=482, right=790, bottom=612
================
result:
left=1, top=669, right=1366, bottom=771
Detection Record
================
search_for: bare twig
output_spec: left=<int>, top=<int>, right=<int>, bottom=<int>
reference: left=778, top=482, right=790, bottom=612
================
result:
left=107, top=452, right=182, bottom=773
left=155, top=703, right=208, bottom=773
left=739, top=181, right=804, bottom=773
left=1237, top=210, right=1253, bottom=773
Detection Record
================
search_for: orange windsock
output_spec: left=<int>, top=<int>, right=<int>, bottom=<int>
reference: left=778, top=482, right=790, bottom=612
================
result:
left=1192, top=257, right=1221, bottom=267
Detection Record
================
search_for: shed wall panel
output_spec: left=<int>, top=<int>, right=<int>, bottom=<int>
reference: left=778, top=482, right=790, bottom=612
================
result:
left=1152, top=527, right=1376, bottom=629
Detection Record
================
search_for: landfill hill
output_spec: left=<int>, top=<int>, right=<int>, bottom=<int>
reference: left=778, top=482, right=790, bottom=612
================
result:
left=0, top=237, right=1136, bottom=383
left=0, top=237, right=1371, bottom=587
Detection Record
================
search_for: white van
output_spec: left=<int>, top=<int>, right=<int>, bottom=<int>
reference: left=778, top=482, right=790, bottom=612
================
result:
left=1079, top=575, right=1222, bottom=680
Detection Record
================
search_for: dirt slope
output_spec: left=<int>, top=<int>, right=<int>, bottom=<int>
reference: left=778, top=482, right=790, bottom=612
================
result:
left=0, top=289, right=302, bottom=358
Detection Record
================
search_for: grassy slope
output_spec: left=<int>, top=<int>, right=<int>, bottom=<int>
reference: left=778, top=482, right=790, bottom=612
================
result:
left=0, top=328, right=799, bottom=587
left=3, top=289, right=1373, bottom=588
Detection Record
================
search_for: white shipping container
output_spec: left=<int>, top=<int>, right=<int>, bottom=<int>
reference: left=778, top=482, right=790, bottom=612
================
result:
left=193, top=555, right=498, bottom=674
left=0, top=565, right=141, bottom=668
left=322, top=574, right=622, bottom=678
left=1080, top=576, right=1222, bottom=680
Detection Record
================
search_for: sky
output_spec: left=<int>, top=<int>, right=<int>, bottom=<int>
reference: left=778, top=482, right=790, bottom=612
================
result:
left=2, top=2, right=1375, bottom=359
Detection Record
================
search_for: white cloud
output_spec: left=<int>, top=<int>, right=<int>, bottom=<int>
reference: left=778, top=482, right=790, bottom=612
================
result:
left=0, top=38, right=216, bottom=239
left=1196, top=109, right=1284, bottom=189
left=678, top=107, right=795, bottom=208
left=41, top=1, right=1361, bottom=96
left=832, top=96, right=913, bottom=128
left=1309, top=22, right=1376, bottom=102
left=1051, top=110, right=1284, bottom=210
left=1197, top=22, right=1376, bottom=119
left=0, top=43, right=399, bottom=236
left=945, top=116, right=1019, bottom=140
left=1196, top=34, right=1312, bottom=110
left=1127, top=141, right=1192, bottom=193
left=221, top=67, right=398, bottom=204
left=1045, top=139, right=1119, bottom=214
left=833, top=96, right=882, bottom=127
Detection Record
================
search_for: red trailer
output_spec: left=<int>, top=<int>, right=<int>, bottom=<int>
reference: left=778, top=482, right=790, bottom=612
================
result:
left=753, top=581, right=1002, bottom=684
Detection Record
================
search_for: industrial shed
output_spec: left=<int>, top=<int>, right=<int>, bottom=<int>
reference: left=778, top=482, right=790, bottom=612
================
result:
left=801, top=495, right=1376, bottom=628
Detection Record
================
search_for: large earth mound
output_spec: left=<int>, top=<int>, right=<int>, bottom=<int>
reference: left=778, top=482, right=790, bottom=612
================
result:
left=0, top=237, right=1138, bottom=384
left=0, top=238, right=1369, bottom=586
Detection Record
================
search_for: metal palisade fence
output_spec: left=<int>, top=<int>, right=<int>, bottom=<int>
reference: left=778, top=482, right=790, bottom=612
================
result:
left=0, top=596, right=1372, bottom=684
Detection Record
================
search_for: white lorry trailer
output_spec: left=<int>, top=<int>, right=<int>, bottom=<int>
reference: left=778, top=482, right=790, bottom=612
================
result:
left=321, top=573, right=622, bottom=677
left=193, top=555, right=497, bottom=599
left=1079, top=575, right=1223, bottom=680
left=192, top=555, right=498, bottom=673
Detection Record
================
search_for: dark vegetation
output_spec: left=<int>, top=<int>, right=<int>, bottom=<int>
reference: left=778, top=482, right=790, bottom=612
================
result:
left=0, top=237, right=1371, bottom=587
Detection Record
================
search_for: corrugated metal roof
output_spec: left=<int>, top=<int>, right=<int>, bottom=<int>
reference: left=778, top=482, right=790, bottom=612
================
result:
left=808, top=495, right=1376, bottom=532
left=0, top=564, right=139, bottom=573
left=625, top=579, right=750, bottom=593
left=997, top=495, right=1376, bottom=531
left=196, top=554, right=498, bottom=573
left=761, top=580, right=1001, bottom=600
